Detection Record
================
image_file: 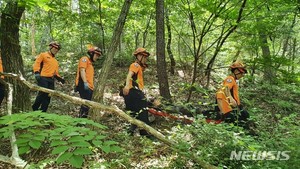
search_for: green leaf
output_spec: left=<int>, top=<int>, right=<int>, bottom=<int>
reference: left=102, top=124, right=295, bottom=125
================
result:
left=18, top=146, right=30, bottom=154
left=33, top=135, right=46, bottom=141
left=69, top=155, right=84, bottom=168
left=15, top=138, right=29, bottom=145
left=0, top=126, right=13, bottom=138
left=56, top=152, right=73, bottom=164
left=84, top=134, right=94, bottom=141
left=19, top=133, right=34, bottom=138
left=68, top=135, right=86, bottom=142
left=92, top=140, right=103, bottom=147
left=70, top=141, right=91, bottom=147
left=96, top=135, right=106, bottom=140
left=51, top=146, right=69, bottom=155
left=65, top=131, right=81, bottom=137
left=100, top=145, right=110, bottom=153
left=50, top=134, right=63, bottom=140
left=50, top=140, right=68, bottom=147
left=73, top=148, right=93, bottom=155
left=110, top=146, right=123, bottom=153
left=103, top=140, right=118, bottom=146
left=29, top=140, right=42, bottom=149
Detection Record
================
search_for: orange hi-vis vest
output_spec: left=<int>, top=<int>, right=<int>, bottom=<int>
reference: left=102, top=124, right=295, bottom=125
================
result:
left=75, top=56, right=95, bottom=90
left=33, top=51, right=61, bottom=78
left=216, top=75, right=240, bottom=114
left=128, top=62, right=144, bottom=90
left=0, top=57, right=3, bottom=79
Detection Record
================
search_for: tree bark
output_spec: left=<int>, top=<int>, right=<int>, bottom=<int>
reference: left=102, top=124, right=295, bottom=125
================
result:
left=30, top=20, right=36, bottom=56
left=0, top=1, right=30, bottom=112
left=166, top=8, right=176, bottom=75
left=142, top=13, right=153, bottom=47
left=259, top=33, right=275, bottom=82
left=156, top=0, right=172, bottom=101
left=97, top=0, right=106, bottom=51
left=91, top=0, right=133, bottom=120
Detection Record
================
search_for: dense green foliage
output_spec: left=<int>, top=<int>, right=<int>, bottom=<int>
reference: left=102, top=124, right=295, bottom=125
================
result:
left=0, top=112, right=122, bottom=168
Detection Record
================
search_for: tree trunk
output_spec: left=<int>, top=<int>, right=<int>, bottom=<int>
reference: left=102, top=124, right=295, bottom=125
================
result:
left=31, top=20, right=36, bottom=56
left=142, top=13, right=153, bottom=47
left=134, top=32, right=139, bottom=49
left=165, top=8, right=175, bottom=75
left=156, top=0, right=171, bottom=101
left=259, top=33, right=276, bottom=82
left=291, top=38, right=296, bottom=73
left=91, top=0, right=133, bottom=120
left=0, top=1, right=30, bottom=112
left=97, top=0, right=106, bottom=51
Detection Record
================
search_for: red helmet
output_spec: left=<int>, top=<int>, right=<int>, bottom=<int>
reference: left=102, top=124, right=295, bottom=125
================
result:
left=133, top=47, right=150, bottom=57
left=49, top=42, right=61, bottom=50
left=230, top=61, right=247, bottom=73
left=88, top=47, right=102, bottom=56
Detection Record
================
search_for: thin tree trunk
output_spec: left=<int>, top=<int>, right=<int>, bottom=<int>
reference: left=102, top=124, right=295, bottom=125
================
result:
left=156, top=0, right=171, bottom=101
left=166, top=8, right=175, bottom=75
left=142, top=13, right=153, bottom=47
left=259, top=33, right=275, bottom=82
left=31, top=20, right=36, bottom=56
left=91, top=0, right=133, bottom=120
left=0, top=1, right=30, bottom=112
left=291, top=38, right=296, bottom=73
left=97, top=0, right=106, bottom=51
left=135, top=32, right=139, bottom=49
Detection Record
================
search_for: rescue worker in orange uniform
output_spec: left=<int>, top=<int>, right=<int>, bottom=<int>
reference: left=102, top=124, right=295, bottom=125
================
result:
left=75, top=47, right=102, bottom=118
left=32, top=42, right=65, bottom=112
left=122, top=47, right=151, bottom=137
left=0, top=51, right=5, bottom=105
left=215, top=61, right=249, bottom=124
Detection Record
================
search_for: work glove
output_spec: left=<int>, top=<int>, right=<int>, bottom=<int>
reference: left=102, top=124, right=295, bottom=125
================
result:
left=83, top=82, right=89, bottom=90
left=54, top=75, right=65, bottom=84
left=34, top=72, right=40, bottom=81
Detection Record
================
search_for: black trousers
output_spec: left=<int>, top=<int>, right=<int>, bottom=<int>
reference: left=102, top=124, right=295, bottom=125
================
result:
left=32, top=77, right=54, bottom=112
left=203, top=108, right=249, bottom=126
left=78, top=84, right=93, bottom=118
left=223, top=109, right=249, bottom=124
left=124, top=89, right=150, bottom=136
left=0, top=83, right=5, bottom=105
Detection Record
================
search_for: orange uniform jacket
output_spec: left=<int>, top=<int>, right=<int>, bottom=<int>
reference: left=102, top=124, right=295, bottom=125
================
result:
left=33, top=52, right=61, bottom=78
left=75, top=56, right=95, bottom=90
left=216, top=75, right=240, bottom=114
left=128, top=62, right=144, bottom=90
left=0, top=57, right=3, bottom=79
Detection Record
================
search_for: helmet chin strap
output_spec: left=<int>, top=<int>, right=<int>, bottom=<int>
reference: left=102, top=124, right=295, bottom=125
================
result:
left=137, top=56, right=147, bottom=68
left=49, top=47, right=55, bottom=56
left=88, top=52, right=95, bottom=62
left=234, top=73, right=238, bottom=80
